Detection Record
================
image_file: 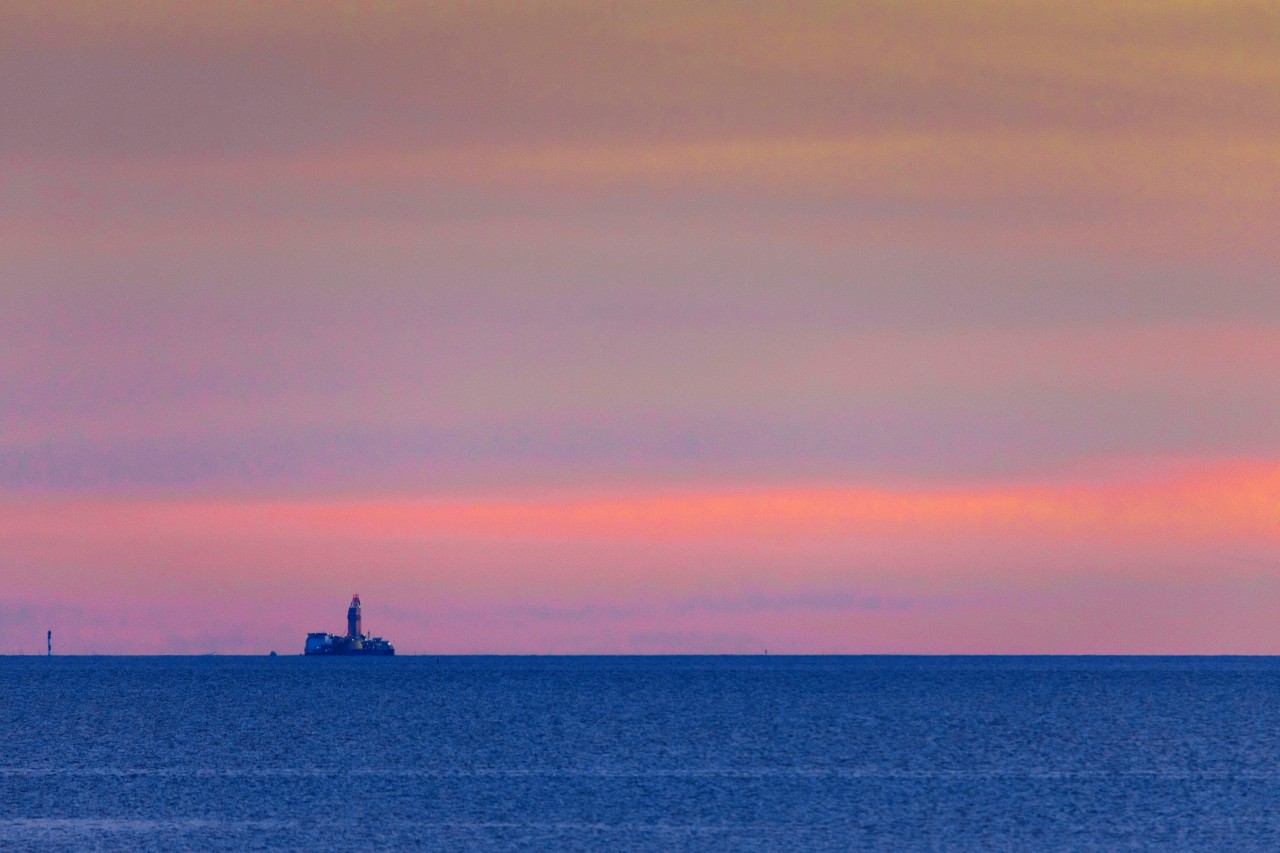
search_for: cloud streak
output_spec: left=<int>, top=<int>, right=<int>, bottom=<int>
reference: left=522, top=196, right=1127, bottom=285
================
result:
left=5, top=2, right=1280, bottom=258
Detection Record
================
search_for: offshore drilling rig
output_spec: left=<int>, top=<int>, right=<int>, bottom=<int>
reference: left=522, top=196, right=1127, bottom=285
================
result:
left=304, top=594, right=395, bottom=655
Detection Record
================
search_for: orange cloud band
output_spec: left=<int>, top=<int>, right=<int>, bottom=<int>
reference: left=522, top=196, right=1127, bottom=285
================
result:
left=5, top=461, right=1278, bottom=545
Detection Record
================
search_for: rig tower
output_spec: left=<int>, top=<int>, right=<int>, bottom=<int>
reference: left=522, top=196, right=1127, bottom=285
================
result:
left=347, top=594, right=363, bottom=638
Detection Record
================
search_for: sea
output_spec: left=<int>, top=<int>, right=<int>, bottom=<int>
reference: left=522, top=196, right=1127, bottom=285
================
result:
left=5, top=655, right=1280, bottom=851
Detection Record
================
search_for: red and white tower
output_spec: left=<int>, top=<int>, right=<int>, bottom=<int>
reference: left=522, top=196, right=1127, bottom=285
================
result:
left=347, top=594, right=363, bottom=639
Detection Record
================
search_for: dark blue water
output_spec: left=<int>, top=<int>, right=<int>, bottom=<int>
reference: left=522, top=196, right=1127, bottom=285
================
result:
left=5, top=656, right=1280, bottom=850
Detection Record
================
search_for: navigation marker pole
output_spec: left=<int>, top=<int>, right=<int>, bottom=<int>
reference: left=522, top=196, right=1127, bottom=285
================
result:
left=47, top=630, right=51, bottom=656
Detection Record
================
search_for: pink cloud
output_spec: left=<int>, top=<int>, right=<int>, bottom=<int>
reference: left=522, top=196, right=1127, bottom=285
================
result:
left=3, top=460, right=1278, bottom=652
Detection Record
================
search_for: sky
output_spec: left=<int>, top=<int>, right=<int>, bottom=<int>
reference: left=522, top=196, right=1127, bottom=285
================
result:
left=2, top=1, right=1279, bottom=653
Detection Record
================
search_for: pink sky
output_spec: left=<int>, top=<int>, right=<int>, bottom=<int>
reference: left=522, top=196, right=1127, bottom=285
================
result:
left=2, top=2, right=1279, bottom=652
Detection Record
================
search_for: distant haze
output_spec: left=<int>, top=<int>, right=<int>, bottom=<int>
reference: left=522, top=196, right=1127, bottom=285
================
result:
left=3, top=2, right=1279, bottom=653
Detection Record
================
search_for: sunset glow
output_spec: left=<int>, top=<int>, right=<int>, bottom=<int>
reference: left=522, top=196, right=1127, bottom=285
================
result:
left=3, top=2, right=1279, bottom=653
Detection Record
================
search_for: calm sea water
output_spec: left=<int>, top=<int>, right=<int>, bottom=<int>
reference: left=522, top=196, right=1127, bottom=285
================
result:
left=5, top=656, right=1280, bottom=850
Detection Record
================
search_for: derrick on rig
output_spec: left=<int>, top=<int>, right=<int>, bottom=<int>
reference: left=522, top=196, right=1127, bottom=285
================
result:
left=304, top=594, right=395, bottom=656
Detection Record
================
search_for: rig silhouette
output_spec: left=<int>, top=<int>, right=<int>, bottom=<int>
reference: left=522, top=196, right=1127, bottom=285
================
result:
left=304, top=594, right=395, bottom=656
